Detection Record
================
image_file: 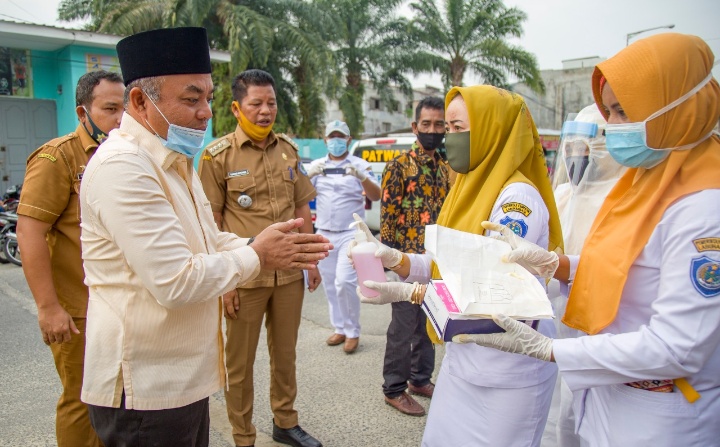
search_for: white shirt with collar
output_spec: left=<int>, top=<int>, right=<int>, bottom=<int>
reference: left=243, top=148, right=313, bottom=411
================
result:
left=80, top=112, right=260, bottom=411
left=309, top=154, right=377, bottom=232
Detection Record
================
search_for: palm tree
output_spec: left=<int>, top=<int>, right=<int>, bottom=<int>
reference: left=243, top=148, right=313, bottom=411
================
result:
left=316, top=0, right=418, bottom=137
left=406, top=0, right=544, bottom=92
left=57, top=0, right=333, bottom=137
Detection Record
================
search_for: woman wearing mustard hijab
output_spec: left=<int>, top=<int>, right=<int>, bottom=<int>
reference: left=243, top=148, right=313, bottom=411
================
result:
left=457, top=34, right=720, bottom=446
left=352, top=84, right=564, bottom=446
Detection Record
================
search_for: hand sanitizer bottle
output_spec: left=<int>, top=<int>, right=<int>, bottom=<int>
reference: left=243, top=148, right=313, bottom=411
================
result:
left=349, top=223, right=386, bottom=297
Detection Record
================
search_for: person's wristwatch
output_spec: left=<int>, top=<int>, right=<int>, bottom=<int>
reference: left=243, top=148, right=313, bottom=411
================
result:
left=247, top=236, right=255, bottom=246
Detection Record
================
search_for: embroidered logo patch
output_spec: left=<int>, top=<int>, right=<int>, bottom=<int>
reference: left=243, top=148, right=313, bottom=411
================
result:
left=228, top=170, right=249, bottom=178
left=693, top=238, right=720, bottom=252
left=37, top=153, right=57, bottom=162
left=202, top=155, right=212, bottom=161
left=298, top=162, right=308, bottom=176
left=690, top=256, right=720, bottom=298
left=500, top=216, right=528, bottom=238
left=501, top=202, right=532, bottom=217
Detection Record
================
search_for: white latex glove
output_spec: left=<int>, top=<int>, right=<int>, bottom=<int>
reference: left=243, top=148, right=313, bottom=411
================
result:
left=357, top=280, right=415, bottom=305
left=347, top=213, right=403, bottom=268
left=481, top=221, right=559, bottom=278
left=306, top=162, right=326, bottom=178
left=452, top=314, right=553, bottom=362
left=345, top=164, right=368, bottom=182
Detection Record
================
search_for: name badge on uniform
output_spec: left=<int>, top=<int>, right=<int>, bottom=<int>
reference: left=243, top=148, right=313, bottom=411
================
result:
left=237, top=194, right=253, bottom=208
left=228, top=170, right=249, bottom=178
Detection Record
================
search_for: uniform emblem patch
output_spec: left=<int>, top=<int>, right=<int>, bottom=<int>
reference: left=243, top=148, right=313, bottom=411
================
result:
left=282, top=153, right=288, bottom=160
left=693, top=238, right=720, bottom=252
left=690, top=256, right=720, bottom=298
left=500, top=216, right=528, bottom=238
left=228, top=170, right=249, bottom=178
left=202, top=155, right=212, bottom=161
left=298, top=162, right=308, bottom=176
left=37, top=153, right=57, bottom=162
left=501, top=202, right=532, bottom=217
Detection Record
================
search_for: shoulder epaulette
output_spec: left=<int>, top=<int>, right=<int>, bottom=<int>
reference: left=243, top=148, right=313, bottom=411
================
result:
left=46, top=132, right=77, bottom=148
left=207, top=138, right=231, bottom=157
left=277, top=133, right=299, bottom=151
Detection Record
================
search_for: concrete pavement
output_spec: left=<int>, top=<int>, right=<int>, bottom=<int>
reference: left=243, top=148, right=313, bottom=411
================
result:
left=0, top=264, right=445, bottom=446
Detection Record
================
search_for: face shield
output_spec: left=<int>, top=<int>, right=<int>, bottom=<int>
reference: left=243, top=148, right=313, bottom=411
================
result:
left=552, top=106, right=627, bottom=255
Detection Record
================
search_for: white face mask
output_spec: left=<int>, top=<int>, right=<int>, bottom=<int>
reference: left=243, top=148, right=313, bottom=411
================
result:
left=143, top=91, right=207, bottom=157
left=604, top=69, right=717, bottom=168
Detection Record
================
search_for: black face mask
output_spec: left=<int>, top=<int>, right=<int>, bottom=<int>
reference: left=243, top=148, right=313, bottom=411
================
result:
left=444, top=131, right=471, bottom=174
left=82, top=107, right=110, bottom=144
left=417, top=132, right=445, bottom=151
left=566, top=155, right=590, bottom=186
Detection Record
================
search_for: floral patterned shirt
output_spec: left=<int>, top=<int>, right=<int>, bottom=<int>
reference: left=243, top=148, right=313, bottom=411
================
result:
left=380, top=143, right=450, bottom=253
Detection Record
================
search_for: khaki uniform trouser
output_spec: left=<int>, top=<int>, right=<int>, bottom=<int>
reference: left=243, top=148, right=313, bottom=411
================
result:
left=49, top=317, right=102, bottom=447
left=225, top=279, right=304, bottom=446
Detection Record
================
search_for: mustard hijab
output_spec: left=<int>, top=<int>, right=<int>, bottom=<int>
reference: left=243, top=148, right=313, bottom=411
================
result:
left=564, top=34, right=720, bottom=334
left=431, top=86, right=563, bottom=279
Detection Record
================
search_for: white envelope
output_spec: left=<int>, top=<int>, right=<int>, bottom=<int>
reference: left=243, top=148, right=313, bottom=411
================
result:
left=424, top=224, right=553, bottom=319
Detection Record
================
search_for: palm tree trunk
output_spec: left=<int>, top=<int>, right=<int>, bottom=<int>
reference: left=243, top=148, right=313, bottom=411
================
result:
left=450, top=56, right=466, bottom=87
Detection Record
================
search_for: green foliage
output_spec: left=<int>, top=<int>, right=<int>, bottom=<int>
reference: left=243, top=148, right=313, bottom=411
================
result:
left=406, top=0, right=544, bottom=92
left=56, top=0, right=545, bottom=137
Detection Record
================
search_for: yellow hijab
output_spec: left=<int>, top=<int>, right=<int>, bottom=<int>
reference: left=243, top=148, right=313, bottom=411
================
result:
left=430, top=86, right=563, bottom=282
left=564, top=34, right=720, bottom=334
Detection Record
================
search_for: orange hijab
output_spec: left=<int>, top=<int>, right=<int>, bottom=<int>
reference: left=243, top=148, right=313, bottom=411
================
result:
left=563, top=34, right=720, bottom=334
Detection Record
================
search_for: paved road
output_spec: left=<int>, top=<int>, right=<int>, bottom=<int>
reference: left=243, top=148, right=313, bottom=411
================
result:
left=0, top=264, right=447, bottom=446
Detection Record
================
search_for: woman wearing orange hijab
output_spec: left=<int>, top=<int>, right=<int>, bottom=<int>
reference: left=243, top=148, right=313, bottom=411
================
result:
left=352, top=84, right=563, bottom=446
left=458, top=34, right=720, bottom=446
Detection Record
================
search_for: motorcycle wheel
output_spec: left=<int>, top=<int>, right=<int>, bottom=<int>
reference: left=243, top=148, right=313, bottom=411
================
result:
left=4, top=236, right=21, bottom=266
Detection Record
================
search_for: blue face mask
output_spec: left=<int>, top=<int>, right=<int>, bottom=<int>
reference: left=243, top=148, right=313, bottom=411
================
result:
left=605, top=70, right=715, bottom=169
left=327, top=137, right=348, bottom=157
left=144, top=92, right=207, bottom=157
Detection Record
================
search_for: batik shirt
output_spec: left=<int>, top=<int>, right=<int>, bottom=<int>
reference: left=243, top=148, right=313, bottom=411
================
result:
left=380, top=143, right=450, bottom=253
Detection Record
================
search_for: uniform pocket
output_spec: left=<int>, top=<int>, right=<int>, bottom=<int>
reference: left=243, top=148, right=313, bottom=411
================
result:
left=282, top=165, right=298, bottom=204
left=227, top=176, right=257, bottom=210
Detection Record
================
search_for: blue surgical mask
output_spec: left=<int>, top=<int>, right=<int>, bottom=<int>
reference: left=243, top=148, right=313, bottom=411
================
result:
left=143, top=92, right=207, bottom=157
left=605, top=70, right=715, bottom=169
left=327, top=138, right=348, bottom=157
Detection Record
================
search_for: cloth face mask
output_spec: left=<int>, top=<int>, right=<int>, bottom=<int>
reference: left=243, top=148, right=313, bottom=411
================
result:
left=233, top=101, right=274, bottom=142
left=605, top=70, right=716, bottom=168
left=326, top=138, right=348, bottom=156
left=144, top=92, right=207, bottom=157
left=444, top=131, right=471, bottom=174
left=82, top=106, right=111, bottom=144
left=417, top=132, right=445, bottom=151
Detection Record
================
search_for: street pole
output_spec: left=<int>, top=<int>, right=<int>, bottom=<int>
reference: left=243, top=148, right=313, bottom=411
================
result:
left=626, top=24, right=675, bottom=46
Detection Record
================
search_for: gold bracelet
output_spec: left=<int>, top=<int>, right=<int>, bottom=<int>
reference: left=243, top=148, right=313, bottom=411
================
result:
left=388, top=253, right=405, bottom=271
left=410, top=282, right=424, bottom=305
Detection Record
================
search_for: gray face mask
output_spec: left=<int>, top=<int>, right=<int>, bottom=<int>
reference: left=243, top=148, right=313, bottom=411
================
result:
left=445, top=131, right=471, bottom=174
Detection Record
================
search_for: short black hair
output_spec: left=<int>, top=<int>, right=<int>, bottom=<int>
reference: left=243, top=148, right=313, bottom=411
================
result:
left=414, top=96, right=444, bottom=122
left=75, top=70, right=123, bottom=107
left=231, top=69, right=276, bottom=103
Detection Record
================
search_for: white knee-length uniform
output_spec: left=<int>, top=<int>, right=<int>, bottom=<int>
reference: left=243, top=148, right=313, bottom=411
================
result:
left=407, top=183, right=559, bottom=447
left=554, top=189, right=720, bottom=447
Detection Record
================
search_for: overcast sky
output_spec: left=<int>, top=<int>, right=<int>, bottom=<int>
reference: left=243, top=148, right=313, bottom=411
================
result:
left=4, top=0, right=720, bottom=86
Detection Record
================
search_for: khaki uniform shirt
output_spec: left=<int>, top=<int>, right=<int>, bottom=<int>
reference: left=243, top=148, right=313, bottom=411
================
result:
left=199, top=126, right=316, bottom=288
left=17, top=124, right=96, bottom=317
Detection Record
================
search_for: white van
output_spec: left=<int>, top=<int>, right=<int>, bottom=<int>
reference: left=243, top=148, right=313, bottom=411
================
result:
left=350, top=135, right=416, bottom=232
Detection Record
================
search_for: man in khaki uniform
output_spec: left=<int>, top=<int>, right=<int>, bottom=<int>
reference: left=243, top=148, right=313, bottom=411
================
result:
left=16, top=70, right=124, bottom=447
left=199, top=69, right=322, bottom=447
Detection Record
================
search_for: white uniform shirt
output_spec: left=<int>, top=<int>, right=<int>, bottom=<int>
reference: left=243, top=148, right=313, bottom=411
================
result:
left=407, top=182, right=558, bottom=388
left=80, top=113, right=260, bottom=411
left=310, top=154, right=377, bottom=231
left=555, top=189, right=720, bottom=393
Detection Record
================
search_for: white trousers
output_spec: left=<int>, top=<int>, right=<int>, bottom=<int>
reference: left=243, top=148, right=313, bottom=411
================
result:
left=422, top=359, right=557, bottom=447
left=317, top=229, right=360, bottom=338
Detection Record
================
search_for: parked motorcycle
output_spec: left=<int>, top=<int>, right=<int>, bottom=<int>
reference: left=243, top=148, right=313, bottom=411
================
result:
left=3, top=231, right=20, bottom=266
left=0, top=184, right=22, bottom=213
left=0, top=211, right=18, bottom=265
